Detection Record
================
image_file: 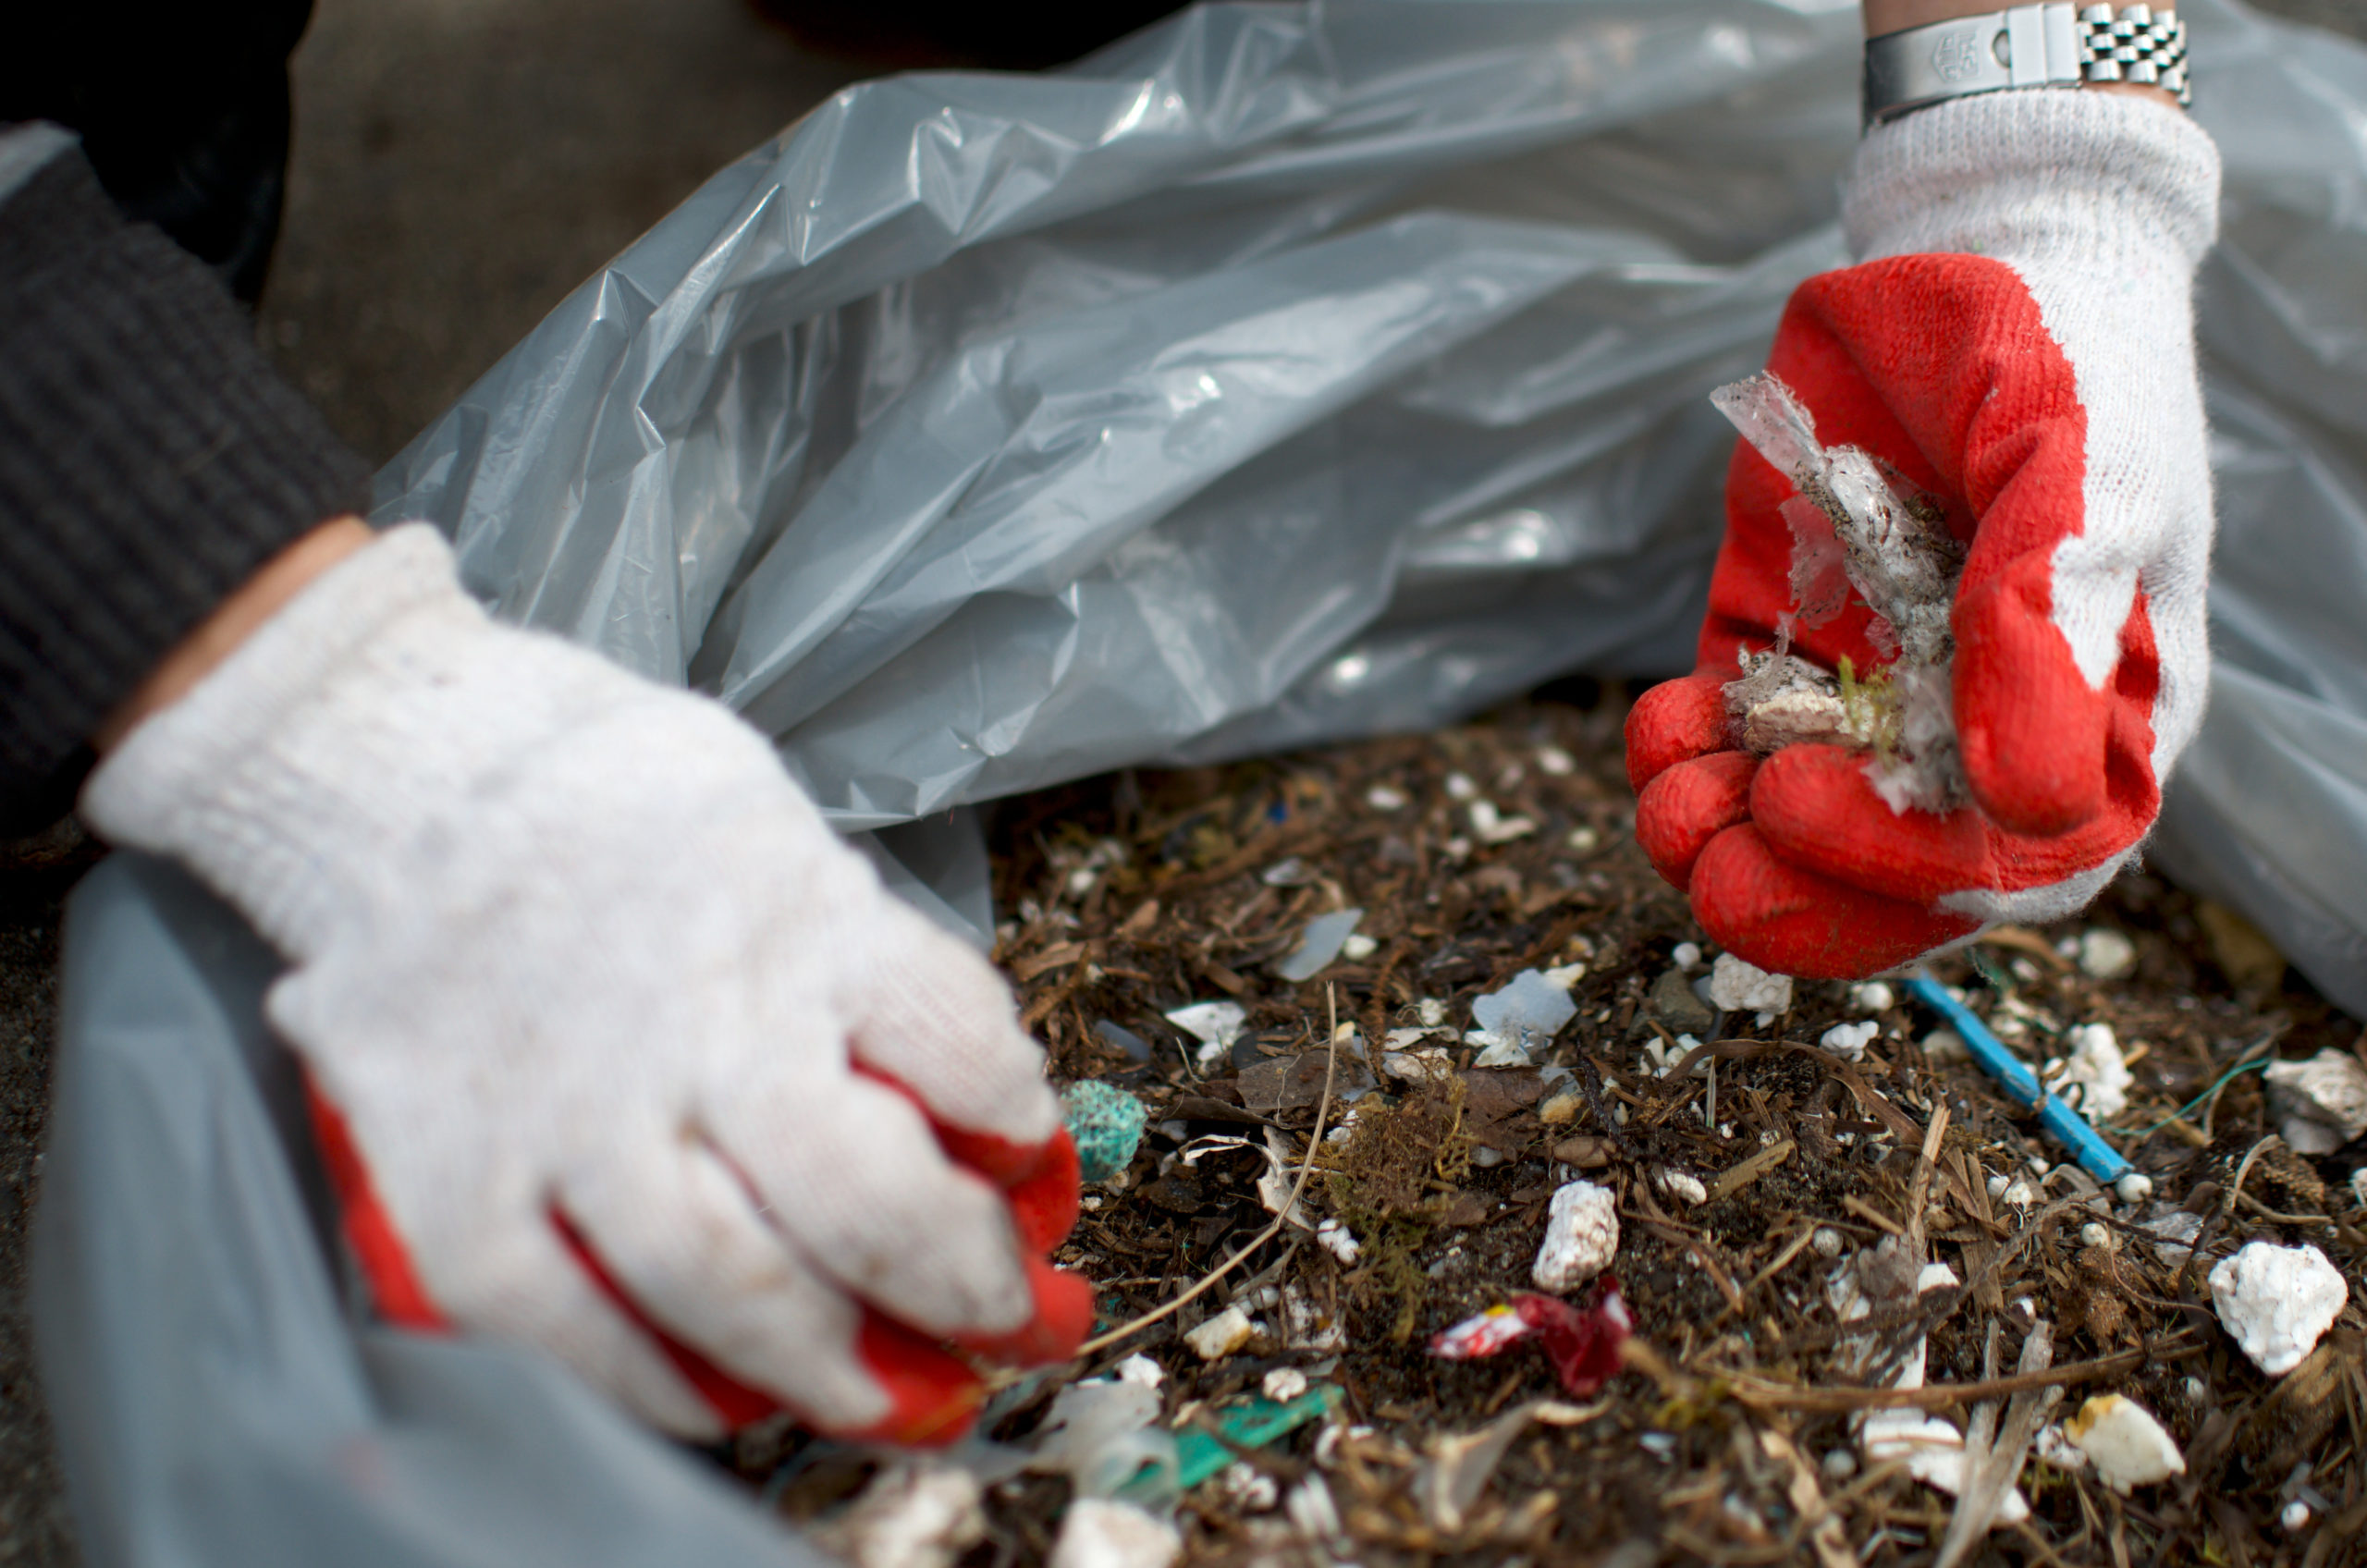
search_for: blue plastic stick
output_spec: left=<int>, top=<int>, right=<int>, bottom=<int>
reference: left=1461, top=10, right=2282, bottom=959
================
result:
left=1905, top=974, right=2130, bottom=1183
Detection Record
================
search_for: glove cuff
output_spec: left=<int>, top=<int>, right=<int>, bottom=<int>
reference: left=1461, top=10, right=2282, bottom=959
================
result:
left=79, top=524, right=521, bottom=954
left=1843, top=89, right=2221, bottom=273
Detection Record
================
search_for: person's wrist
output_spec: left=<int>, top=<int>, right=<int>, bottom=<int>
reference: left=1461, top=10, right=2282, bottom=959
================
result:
left=1861, top=1, right=2180, bottom=112
left=93, top=516, right=377, bottom=753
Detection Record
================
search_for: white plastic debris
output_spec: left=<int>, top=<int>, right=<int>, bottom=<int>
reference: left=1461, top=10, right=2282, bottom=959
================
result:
left=1542, top=961, right=1587, bottom=990
left=1671, top=941, right=1702, bottom=972
left=1820, top=1020, right=1879, bottom=1061
left=1532, top=1180, right=1620, bottom=1292
left=1029, top=1379, right=1175, bottom=1500
left=2079, top=928, right=2139, bottom=980
left=1049, top=1500, right=1183, bottom=1568
left=1222, top=1463, right=1280, bottom=1511
left=1536, top=744, right=1576, bottom=776
left=1276, top=910, right=1364, bottom=982
left=2116, top=1171, right=2154, bottom=1205
left=816, top=1465, right=987, bottom=1568
left=1468, top=799, right=1536, bottom=844
left=2264, top=1047, right=2367, bottom=1144
left=1115, top=1354, right=1163, bottom=1389
left=1859, top=1410, right=2030, bottom=1523
left=1811, top=1227, right=1845, bottom=1257
left=1848, top=981, right=1894, bottom=1014
left=1316, top=1217, right=1361, bottom=1266
left=1821, top=1449, right=1856, bottom=1481
left=2032, top=1424, right=2089, bottom=1472
left=2139, top=1210, right=2202, bottom=1265
left=1444, top=772, right=1478, bottom=801
left=2065, top=1395, right=2185, bottom=1492
left=1184, top=1305, right=1257, bottom=1361
left=1467, top=969, right=1578, bottom=1066
left=1417, top=998, right=1448, bottom=1028
left=2000, top=1178, right=2036, bottom=1207
left=1263, top=1367, right=1310, bottom=1403
left=1164, top=1000, right=1246, bottom=1063
left=2210, top=1242, right=2348, bottom=1376
left=2282, top=1500, right=2312, bottom=1533
left=1340, top=933, right=1378, bottom=962
left=1708, top=952, right=1792, bottom=1014
left=2045, top=1023, right=2133, bottom=1122
left=1286, top=1476, right=1344, bottom=1544
left=1657, top=1168, right=1709, bottom=1207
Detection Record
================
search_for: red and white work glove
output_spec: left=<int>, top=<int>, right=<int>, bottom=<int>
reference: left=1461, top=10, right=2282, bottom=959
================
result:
left=80, top=525, right=1090, bottom=1443
left=1626, top=91, right=2221, bottom=979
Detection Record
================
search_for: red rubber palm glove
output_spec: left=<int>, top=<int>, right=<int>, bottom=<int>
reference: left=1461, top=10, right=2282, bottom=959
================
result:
left=1626, top=92, right=2221, bottom=979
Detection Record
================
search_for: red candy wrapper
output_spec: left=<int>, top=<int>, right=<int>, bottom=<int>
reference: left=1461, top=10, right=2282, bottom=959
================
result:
left=1427, top=1276, right=1632, bottom=1396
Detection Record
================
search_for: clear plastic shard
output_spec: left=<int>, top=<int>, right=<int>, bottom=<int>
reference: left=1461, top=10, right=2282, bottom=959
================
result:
left=1709, top=373, right=1969, bottom=814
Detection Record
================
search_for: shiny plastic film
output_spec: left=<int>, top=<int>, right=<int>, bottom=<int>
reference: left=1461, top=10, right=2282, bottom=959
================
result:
left=36, top=3, right=2367, bottom=1564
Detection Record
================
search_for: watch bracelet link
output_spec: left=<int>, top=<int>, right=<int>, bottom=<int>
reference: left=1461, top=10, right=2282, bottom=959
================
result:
left=1864, top=4, right=2191, bottom=128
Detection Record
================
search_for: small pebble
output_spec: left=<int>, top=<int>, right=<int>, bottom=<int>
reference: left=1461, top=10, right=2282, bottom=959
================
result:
left=2282, top=1501, right=2312, bottom=1532
left=1365, top=784, right=1409, bottom=812
left=1470, top=1145, right=1505, bottom=1168
left=1115, top=1354, right=1163, bottom=1389
left=1340, top=933, right=1378, bottom=962
left=1811, top=1227, right=1845, bottom=1257
left=1263, top=1367, right=1310, bottom=1403
left=2211, top=1241, right=2347, bottom=1376
left=1987, top=1173, right=2012, bottom=1199
left=1671, top=941, right=1702, bottom=971
left=1536, top=744, right=1576, bottom=775
left=1923, top=1028, right=1970, bottom=1063
left=1566, top=825, right=1600, bottom=853
left=2079, top=1221, right=2112, bottom=1250
left=2115, top=1171, right=2154, bottom=1204
left=1821, top=1449, right=1856, bottom=1481
left=1444, top=772, right=1478, bottom=801
left=1658, top=1169, right=1709, bottom=1207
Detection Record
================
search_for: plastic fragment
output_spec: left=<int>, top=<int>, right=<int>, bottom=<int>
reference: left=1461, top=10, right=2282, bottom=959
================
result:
left=2046, top=1023, right=2133, bottom=1122
left=1049, top=1500, right=1182, bottom=1568
left=1171, top=1385, right=1342, bottom=1489
left=1340, top=933, right=1378, bottom=962
left=1709, top=952, right=1792, bottom=1014
left=2064, top=1395, right=2184, bottom=1492
left=1467, top=968, right=1578, bottom=1066
left=1711, top=372, right=1968, bottom=813
left=1094, top=1021, right=1154, bottom=1063
left=1365, top=784, right=1408, bottom=812
left=813, top=1464, right=987, bottom=1568
left=1163, top=1001, right=1246, bottom=1065
left=1532, top=1180, right=1619, bottom=1292
left=1063, top=1083, right=1148, bottom=1183
left=1220, top=1463, right=1279, bottom=1511
left=1031, top=1379, right=1180, bottom=1502
left=1184, top=1306, right=1257, bottom=1362
left=1276, top=910, right=1363, bottom=982
left=1820, top=1020, right=1878, bottom=1061
left=1263, top=1367, right=1309, bottom=1403
left=2210, top=1242, right=2346, bottom=1376
left=1114, top=1355, right=1163, bottom=1389
left=2079, top=928, right=2138, bottom=980
left=1907, top=976, right=2130, bottom=1182
left=2263, top=1048, right=2367, bottom=1144
left=1427, top=1280, right=1631, bottom=1396
left=2032, top=1424, right=2088, bottom=1472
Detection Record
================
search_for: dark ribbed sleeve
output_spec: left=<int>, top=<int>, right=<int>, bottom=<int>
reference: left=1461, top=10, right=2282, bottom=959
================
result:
left=0, top=136, right=368, bottom=836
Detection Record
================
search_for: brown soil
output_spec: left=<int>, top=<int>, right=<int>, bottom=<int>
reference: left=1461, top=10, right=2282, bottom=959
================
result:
left=757, top=685, right=2367, bottom=1567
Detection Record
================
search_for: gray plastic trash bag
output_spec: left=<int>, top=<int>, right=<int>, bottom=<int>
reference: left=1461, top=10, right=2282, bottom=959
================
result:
left=34, top=1, right=2367, bottom=1562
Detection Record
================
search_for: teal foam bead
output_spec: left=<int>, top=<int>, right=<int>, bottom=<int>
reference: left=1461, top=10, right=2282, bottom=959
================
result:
left=1062, top=1080, right=1147, bottom=1183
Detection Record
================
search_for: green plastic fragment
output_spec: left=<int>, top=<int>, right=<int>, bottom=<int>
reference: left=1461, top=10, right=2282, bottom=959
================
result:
left=1169, top=1385, right=1343, bottom=1490
left=1062, top=1081, right=1147, bottom=1183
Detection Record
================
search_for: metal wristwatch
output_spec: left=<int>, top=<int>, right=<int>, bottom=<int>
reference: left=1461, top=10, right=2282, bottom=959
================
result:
left=1864, top=4, right=2191, bottom=127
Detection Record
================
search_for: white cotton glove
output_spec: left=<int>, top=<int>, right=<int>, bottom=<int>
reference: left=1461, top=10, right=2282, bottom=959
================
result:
left=1628, top=90, right=2221, bottom=977
left=80, top=524, right=1090, bottom=1441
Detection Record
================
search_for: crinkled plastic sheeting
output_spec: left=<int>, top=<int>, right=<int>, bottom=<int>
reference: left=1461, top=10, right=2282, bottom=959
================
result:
left=34, top=2, right=2367, bottom=1562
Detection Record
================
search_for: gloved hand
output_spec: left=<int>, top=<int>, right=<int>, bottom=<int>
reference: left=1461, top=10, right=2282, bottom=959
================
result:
left=1626, top=91, right=2221, bottom=978
left=80, top=524, right=1091, bottom=1443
